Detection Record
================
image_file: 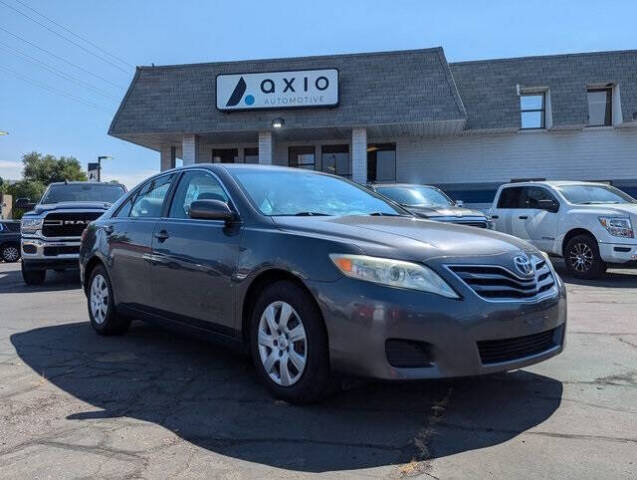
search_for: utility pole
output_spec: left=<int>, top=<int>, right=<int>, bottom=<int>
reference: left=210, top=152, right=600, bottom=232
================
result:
left=97, top=155, right=112, bottom=182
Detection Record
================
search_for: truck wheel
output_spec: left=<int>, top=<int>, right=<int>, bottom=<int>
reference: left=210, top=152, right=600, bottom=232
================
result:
left=565, top=234, right=607, bottom=279
left=21, top=264, right=46, bottom=285
left=88, top=265, right=131, bottom=335
left=250, top=280, right=331, bottom=404
left=1, top=244, right=20, bottom=262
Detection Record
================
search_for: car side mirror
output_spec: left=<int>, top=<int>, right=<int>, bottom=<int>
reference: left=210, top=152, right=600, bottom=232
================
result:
left=188, top=199, right=235, bottom=222
left=538, top=198, right=559, bottom=213
left=455, top=200, right=464, bottom=207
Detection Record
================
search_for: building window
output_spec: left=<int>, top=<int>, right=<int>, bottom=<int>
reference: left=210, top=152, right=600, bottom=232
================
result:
left=587, top=87, right=612, bottom=126
left=212, top=148, right=239, bottom=163
left=520, top=93, right=545, bottom=129
left=289, top=146, right=315, bottom=170
left=367, top=143, right=396, bottom=183
left=321, top=145, right=350, bottom=178
left=244, top=147, right=259, bottom=164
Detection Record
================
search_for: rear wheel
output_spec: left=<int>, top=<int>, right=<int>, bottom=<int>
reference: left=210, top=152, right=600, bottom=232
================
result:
left=250, top=280, right=331, bottom=404
left=1, top=244, right=20, bottom=262
left=21, top=264, right=46, bottom=285
left=565, top=234, right=606, bottom=279
left=88, top=265, right=131, bottom=335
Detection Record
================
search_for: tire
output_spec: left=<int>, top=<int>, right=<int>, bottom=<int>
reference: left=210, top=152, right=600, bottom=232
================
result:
left=1, top=244, right=20, bottom=263
left=564, top=234, right=607, bottom=279
left=21, top=264, right=46, bottom=285
left=88, top=265, right=131, bottom=335
left=250, top=280, right=331, bottom=404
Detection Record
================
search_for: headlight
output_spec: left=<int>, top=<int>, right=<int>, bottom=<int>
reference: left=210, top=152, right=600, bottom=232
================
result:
left=329, top=254, right=459, bottom=298
left=598, top=216, right=634, bottom=238
left=21, top=217, right=43, bottom=233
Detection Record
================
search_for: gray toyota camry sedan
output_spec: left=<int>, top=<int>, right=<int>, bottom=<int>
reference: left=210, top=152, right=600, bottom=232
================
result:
left=80, top=164, right=566, bottom=403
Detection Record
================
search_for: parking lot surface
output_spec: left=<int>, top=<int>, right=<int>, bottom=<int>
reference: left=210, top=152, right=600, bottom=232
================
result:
left=0, top=261, right=635, bottom=479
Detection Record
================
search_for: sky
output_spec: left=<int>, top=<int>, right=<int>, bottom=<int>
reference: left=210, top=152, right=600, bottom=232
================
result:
left=1, top=0, right=636, bottom=189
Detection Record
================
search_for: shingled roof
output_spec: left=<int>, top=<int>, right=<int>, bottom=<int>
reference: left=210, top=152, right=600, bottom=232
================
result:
left=450, top=49, right=637, bottom=131
left=109, top=47, right=467, bottom=142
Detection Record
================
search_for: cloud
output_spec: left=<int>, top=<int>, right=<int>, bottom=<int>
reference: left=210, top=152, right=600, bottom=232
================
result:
left=101, top=169, right=158, bottom=190
left=0, top=160, right=22, bottom=180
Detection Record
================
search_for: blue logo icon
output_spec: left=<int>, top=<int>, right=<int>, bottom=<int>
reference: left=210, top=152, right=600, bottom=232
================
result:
left=244, top=94, right=255, bottom=105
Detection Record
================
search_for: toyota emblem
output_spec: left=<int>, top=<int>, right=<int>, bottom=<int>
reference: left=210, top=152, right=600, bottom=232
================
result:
left=513, top=254, right=534, bottom=276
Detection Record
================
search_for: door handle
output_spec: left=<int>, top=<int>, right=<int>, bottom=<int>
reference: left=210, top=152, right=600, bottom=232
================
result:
left=104, top=225, right=114, bottom=234
left=154, top=230, right=169, bottom=242
left=491, top=215, right=499, bottom=219
left=518, top=216, right=528, bottom=220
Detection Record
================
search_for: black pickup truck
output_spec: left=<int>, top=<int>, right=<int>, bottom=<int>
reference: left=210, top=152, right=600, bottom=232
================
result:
left=0, top=220, right=21, bottom=262
left=20, top=181, right=126, bottom=285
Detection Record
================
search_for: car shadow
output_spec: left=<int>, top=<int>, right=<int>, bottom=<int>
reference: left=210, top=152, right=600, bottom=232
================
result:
left=0, top=264, right=80, bottom=293
left=11, top=321, right=563, bottom=472
left=552, top=259, right=637, bottom=288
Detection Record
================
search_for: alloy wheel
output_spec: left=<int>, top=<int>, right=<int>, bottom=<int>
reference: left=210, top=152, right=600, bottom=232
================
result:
left=90, top=274, right=109, bottom=324
left=2, top=246, right=19, bottom=262
left=257, top=301, right=308, bottom=387
left=568, top=242, right=593, bottom=273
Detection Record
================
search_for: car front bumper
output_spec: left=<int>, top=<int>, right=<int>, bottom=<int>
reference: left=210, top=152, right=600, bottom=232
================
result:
left=598, top=241, right=637, bottom=265
left=310, top=277, right=567, bottom=380
left=21, top=236, right=80, bottom=270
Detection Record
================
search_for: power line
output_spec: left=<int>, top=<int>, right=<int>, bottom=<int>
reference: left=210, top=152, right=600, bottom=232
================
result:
left=0, top=26, right=126, bottom=89
left=0, top=41, right=120, bottom=101
left=13, top=0, right=133, bottom=69
left=0, top=0, right=130, bottom=74
left=0, top=64, right=112, bottom=113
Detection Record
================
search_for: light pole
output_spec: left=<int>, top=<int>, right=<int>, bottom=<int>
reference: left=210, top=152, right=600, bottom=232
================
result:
left=97, top=155, right=112, bottom=182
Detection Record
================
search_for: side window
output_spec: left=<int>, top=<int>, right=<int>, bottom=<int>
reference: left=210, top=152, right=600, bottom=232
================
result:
left=497, top=187, right=524, bottom=208
left=523, top=187, right=557, bottom=209
left=130, top=174, right=174, bottom=218
left=169, top=171, right=229, bottom=219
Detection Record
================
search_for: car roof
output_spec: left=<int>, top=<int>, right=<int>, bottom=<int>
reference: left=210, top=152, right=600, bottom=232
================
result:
left=48, top=181, right=126, bottom=187
left=500, top=180, right=612, bottom=188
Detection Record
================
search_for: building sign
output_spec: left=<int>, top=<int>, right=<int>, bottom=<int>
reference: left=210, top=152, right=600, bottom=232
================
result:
left=216, top=69, right=338, bottom=111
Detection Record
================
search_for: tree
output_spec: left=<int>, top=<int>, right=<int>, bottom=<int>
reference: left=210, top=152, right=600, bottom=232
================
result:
left=22, top=152, right=87, bottom=184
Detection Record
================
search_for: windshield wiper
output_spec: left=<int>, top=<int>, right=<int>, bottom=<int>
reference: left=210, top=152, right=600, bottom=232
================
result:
left=292, top=211, right=331, bottom=216
left=368, top=212, right=404, bottom=217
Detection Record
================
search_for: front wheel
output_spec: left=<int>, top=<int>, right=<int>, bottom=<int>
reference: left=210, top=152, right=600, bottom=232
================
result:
left=88, top=265, right=131, bottom=335
left=1, top=244, right=20, bottom=262
left=250, top=281, right=331, bottom=404
left=22, top=264, right=46, bottom=285
left=565, top=234, right=607, bottom=279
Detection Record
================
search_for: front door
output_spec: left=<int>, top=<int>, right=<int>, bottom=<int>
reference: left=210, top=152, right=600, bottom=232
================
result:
left=516, top=186, right=560, bottom=251
left=150, top=170, right=241, bottom=334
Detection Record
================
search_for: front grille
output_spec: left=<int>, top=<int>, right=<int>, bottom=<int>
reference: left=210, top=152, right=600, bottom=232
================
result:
left=43, top=246, right=80, bottom=256
left=448, top=257, right=556, bottom=301
left=42, top=212, right=102, bottom=238
left=478, top=326, right=563, bottom=364
left=385, top=339, right=434, bottom=368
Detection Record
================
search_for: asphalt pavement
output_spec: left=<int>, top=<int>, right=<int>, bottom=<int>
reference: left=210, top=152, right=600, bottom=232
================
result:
left=0, top=261, right=635, bottom=479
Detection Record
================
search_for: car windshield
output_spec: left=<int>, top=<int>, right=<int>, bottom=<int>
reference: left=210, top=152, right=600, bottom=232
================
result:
left=41, top=184, right=125, bottom=204
left=556, top=185, right=636, bottom=205
left=375, top=185, right=454, bottom=207
left=232, top=169, right=403, bottom=216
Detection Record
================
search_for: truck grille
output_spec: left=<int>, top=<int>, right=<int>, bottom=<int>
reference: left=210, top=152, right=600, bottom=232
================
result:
left=42, top=212, right=102, bottom=238
left=448, top=257, right=556, bottom=301
left=477, top=325, right=563, bottom=364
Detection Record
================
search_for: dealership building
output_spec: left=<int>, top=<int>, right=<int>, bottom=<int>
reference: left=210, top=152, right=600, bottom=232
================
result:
left=109, top=47, right=637, bottom=205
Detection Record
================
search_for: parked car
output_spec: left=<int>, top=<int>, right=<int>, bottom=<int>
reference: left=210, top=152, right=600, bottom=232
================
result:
left=0, top=220, right=21, bottom=262
left=369, top=183, right=492, bottom=228
left=489, top=181, right=637, bottom=279
left=80, top=165, right=566, bottom=403
left=21, top=181, right=126, bottom=285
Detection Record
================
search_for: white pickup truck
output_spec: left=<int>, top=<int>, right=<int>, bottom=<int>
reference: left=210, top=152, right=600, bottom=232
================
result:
left=489, top=181, right=637, bottom=279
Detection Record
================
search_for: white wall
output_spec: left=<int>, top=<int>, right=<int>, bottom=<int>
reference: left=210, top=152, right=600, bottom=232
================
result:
left=397, top=127, right=637, bottom=185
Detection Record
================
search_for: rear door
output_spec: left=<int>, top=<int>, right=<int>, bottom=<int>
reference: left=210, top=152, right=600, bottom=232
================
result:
left=491, top=186, right=525, bottom=234
left=106, top=174, right=176, bottom=310
left=150, top=169, right=241, bottom=334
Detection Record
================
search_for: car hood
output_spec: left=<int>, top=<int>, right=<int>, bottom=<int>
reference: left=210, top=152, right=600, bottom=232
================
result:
left=406, top=205, right=487, bottom=218
left=272, top=215, right=536, bottom=262
left=28, top=201, right=112, bottom=216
